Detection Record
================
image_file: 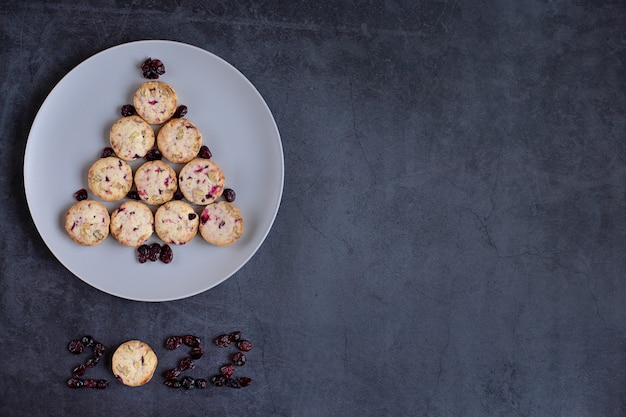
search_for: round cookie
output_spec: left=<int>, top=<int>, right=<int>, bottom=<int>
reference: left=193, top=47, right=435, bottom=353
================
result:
left=199, top=201, right=244, bottom=246
left=178, top=158, right=225, bottom=205
left=156, top=118, right=203, bottom=163
left=110, top=201, right=154, bottom=247
left=109, top=115, right=155, bottom=161
left=154, top=200, right=199, bottom=245
left=112, top=340, right=158, bottom=387
left=133, top=81, right=177, bottom=124
left=64, top=200, right=110, bottom=246
left=87, top=156, right=133, bottom=202
left=134, top=160, right=178, bottom=206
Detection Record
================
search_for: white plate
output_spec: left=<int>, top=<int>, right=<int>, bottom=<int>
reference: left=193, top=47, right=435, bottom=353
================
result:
left=24, top=40, right=284, bottom=302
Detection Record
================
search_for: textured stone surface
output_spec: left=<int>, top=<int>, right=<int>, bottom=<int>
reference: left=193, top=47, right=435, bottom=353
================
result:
left=1, top=1, right=625, bottom=416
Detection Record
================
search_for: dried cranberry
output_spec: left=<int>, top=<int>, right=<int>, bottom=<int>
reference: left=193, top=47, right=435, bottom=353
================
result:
left=232, top=352, right=246, bottom=366
left=229, top=331, right=242, bottom=342
left=121, top=104, right=136, bottom=117
left=73, top=188, right=88, bottom=201
left=188, top=213, right=197, bottom=221
left=148, top=243, right=161, bottom=261
left=127, top=190, right=141, bottom=200
left=83, top=379, right=97, bottom=389
left=183, top=335, right=201, bottom=348
left=137, top=244, right=149, bottom=263
left=220, top=364, right=235, bottom=378
left=198, top=145, right=212, bottom=159
left=67, top=378, right=83, bottom=389
left=173, top=190, right=184, bottom=200
left=190, top=346, right=204, bottom=360
left=173, top=105, right=188, bottom=118
left=159, top=244, right=173, bottom=264
left=237, top=340, right=252, bottom=352
left=72, top=364, right=86, bottom=378
left=225, top=377, right=241, bottom=388
left=195, top=378, right=207, bottom=389
left=223, top=188, right=236, bottom=202
left=165, top=368, right=181, bottom=380
left=214, top=334, right=232, bottom=347
left=68, top=340, right=84, bottom=354
left=141, top=58, right=166, bottom=79
left=165, top=336, right=182, bottom=350
left=210, top=375, right=226, bottom=387
left=238, top=377, right=252, bottom=387
left=93, top=342, right=105, bottom=357
left=177, top=357, right=195, bottom=371
left=100, top=147, right=115, bottom=158
left=145, top=148, right=162, bottom=161
left=96, top=379, right=108, bottom=389
left=81, top=336, right=94, bottom=348
left=181, top=376, right=195, bottom=389
left=84, top=356, right=99, bottom=368
left=164, top=379, right=181, bottom=388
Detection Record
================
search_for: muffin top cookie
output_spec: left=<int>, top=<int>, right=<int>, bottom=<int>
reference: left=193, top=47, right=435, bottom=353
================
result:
left=178, top=158, right=225, bottom=205
left=198, top=201, right=244, bottom=246
left=109, top=115, right=155, bottom=161
left=154, top=200, right=199, bottom=245
left=87, top=156, right=133, bottom=202
left=112, top=340, right=158, bottom=387
left=133, top=81, right=177, bottom=124
left=134, top=160, right=178, bottom=206
left=64, top=200, right=110, bottom=246
left=156, top=118, right=203, bottom=163
left=110, top=201, right=154, bottom=247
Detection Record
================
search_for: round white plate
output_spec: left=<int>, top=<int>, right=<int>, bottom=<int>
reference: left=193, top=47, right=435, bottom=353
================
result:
left=24, top=40, right=284, bottom=302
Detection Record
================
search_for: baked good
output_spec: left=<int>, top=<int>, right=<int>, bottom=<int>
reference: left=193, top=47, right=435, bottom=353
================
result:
left=133, top=81, right=177, bottom=124
left=109, top=201, right=154, bottom=247
left=134, top=160, right=178, bottom=206
left=87, top=156, right=133, bottom=202
left=111, top=340, right=158, bottom=387
left=178, top=158, right=225, bottom=205
left=64, top=200, right=110, bottom=246
left=198, top=201, right=244, bottom=246
left=156, top=117, right=202, bottom=163
left=109, top=115, right=155, bottom=160
left=154, top=200, right=199, bottom=245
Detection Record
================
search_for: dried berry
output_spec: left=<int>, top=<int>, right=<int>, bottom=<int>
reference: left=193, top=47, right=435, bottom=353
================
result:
left=84, top=356, right=99, bottom=368
left=238, top=377, right=252, bottom=387
left=73, top=188, right=88, bottom=201
left=148, top=243, right=161, bottom=262
left=232, top=352, right=246, bottom=366
left=81, top=336, right=94, bottom=348
left=141, top=58, right=165, bottom=79
left=229, top=331, right=242, bottom=342
left=220, top=364, right=235, bottom=378
left=121, top=104, right=137, bottom=117
left=93, top=342, right=105, bottom=357
left=183, top=335, right=201, bottom=348
left=68, top=340, right=84, bottom=354
left=195, top=378, right=207, bottom=389
left=67, top=378, right=84, bottom=389
left=237, top=340, right=252, bottom=352
left=173, top=105, right=188, bottom=118
left=210, top=375, right=226, bottom=387
left=214, top=334, right=232, bottom=348
left=164, top=379, right=181, bottom=389
left=223, top=188, right=236, bottom=202
left=159, top=244, right=173, bottom=264
left=100, top=147, right=115, bottom=158
left=145, top=148, right=162, bottom=161
left=178, top=357, right=195, bottom=371
left=137, top=244, right=149, bottom=263
left=72, top=364, right=86, bottom=378
left=83, top=379, right=97, bottom=389
left=96, top=379, right=108, bottom=389
left=225, top=377, right=241, bottom=388
left=188, top=213, right=197, bottom=221
left=190, top=346, right=204, bottom=360
left=165, top=336, right=182, bottom=350
left=165, top=368, right=181, bottom=380
left=198, top=145, right=212, bottom=159
left=173, top=190, right=184, bottom=200
left=181, top=376, right=195, bottom=389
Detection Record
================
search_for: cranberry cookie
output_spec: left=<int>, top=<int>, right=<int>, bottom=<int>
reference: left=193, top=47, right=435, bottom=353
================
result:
left=87, top=156, right=133, bottom=202
left=112, top=340, right=158, bottom=387
left=133, top=81, right=177, bottom=124
left=156, top=117, right=203, bottom=163
left=64, top=200, right=110, bottom=246
left=178, top=158, right=225, bottom=205
left=109, top=115, right=155, bottom=160
left=109, top=201, right=154, bottom=247
left=134, top=160, right=177, bottom=206
left=199, top=201, right=244, bottom=246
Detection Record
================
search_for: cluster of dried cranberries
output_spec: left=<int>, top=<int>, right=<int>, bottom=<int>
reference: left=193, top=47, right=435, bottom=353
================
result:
left=210, top=331, right=253, bottom=388
left=163, top=334, right=207, bottom=389
left=66, top=335, right=108, bottom=389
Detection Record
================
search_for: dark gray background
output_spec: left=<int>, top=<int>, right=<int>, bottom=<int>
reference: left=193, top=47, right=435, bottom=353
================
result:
left=1, top=1, right=625, bottom=416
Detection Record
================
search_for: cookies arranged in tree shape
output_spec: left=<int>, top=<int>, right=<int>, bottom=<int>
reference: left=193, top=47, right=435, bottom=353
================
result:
left=178, top=158, right=225, bottom=205
left=109, top=201, right=154, bottom=247
left=112, top=340, right=158, bottom=387
left=87, top=156, right=133, bottom=202
left=109, top=115, right=155, bottom=161
left=65, top=200, right=111, bottom=246
left=154, top=200, right=199, bottom=245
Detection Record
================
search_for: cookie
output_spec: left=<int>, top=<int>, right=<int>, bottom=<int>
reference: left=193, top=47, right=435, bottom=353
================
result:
left=64, top=200, right=110, bottom=246
left=154, top=200, right=199, bottom=245
left=134, top=160, right=178, bottom=206
left=110, top=201, right=154, bottom=247
left=112, top=340, right=158, bottom=387
left=109, top=115, right=155, bottom=161
left=87, top=156, right=133, bottom=202
left=133, top=81, right=177, bottom=124
left=178, top=158, right=225, bottom=205
left=156, top=117, right=203, bottom=163
left=198, top=201, right=244, bottom=246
